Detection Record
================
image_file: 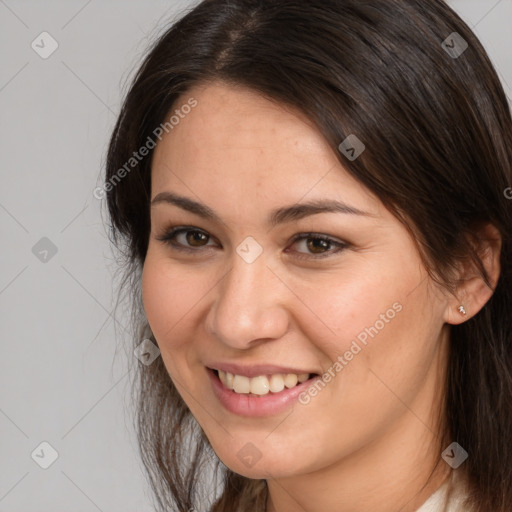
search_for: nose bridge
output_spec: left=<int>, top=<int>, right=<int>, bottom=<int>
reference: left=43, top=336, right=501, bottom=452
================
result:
left=207, top=250, right=288, bottom=348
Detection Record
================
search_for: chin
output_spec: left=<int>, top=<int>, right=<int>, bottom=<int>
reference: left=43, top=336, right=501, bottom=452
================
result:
left=212, top=444, right=308, bottom=480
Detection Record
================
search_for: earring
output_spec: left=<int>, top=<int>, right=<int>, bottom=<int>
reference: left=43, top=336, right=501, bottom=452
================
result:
left=458, top=305, right=467, bottom=315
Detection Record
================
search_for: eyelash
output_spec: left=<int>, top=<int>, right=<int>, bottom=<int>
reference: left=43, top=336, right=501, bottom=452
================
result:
left=155, top=226, right=348, bottom=260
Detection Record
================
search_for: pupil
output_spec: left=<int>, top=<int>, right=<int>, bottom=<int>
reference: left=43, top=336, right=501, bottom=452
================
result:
left=188, top=231, right=207, bottom=246
left=308, top=238, right=329, bottom=253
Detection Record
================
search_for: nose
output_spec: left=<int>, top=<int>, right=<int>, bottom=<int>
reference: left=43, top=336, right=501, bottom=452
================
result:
left=205, top=250, right=290, bottom=350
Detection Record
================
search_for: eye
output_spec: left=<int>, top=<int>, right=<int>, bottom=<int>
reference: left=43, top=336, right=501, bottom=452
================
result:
left=286, top=233, right=347, bottom=259
left=156, top=226, right=347, bottom=259
left=155, top=226, right=218, bottom=252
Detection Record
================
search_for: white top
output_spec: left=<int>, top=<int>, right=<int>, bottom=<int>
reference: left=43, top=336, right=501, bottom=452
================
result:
left=416, top=470, right=468, bottom=512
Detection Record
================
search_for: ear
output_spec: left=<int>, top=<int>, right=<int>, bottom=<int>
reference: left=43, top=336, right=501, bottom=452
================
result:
left=444, top=222, right=502, bottom=325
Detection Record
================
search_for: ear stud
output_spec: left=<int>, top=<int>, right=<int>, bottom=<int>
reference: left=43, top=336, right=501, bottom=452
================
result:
left=458, top=305, right=467, bottom=315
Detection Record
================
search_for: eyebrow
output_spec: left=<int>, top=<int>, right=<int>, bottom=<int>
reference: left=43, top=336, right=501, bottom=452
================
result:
left=150, top=191, right=375, bottom=227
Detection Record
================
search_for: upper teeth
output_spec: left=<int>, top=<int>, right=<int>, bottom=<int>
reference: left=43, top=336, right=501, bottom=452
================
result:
left=218, top=370, right=310, bottom=395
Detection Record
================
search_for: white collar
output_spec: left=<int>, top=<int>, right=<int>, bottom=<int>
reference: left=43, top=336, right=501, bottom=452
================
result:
left=416, top=470, right=467, bottom=512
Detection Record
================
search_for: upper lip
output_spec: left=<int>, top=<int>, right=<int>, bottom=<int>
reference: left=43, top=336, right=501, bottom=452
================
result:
left=207, top=362, right=318, bottom=378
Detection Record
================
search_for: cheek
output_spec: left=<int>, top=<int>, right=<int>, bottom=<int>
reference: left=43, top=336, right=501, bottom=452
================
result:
left=293, top=259, right=436, bottom=400
left=141, top=254, right=192, bottom=347
left=141, top=255, right=204, bottom=390
left=141, top=253, right=217, bottom=354
left=141, top=257, right=169, bottom=333
left=290, top=264, right=414, bottom=359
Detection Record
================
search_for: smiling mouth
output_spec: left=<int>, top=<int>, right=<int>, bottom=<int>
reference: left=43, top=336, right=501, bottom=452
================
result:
left=210, top=368, right=319, bottom=397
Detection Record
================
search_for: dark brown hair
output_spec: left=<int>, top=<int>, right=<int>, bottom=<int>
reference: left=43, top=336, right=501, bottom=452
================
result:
left=104, top=1, right=512, bottom=510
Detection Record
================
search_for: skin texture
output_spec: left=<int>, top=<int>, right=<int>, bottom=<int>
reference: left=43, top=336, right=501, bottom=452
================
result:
left=141, top=81, right=501, bottom=512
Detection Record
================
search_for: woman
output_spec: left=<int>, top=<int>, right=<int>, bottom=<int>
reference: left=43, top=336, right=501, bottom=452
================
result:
left=104, top=0, right=512, bottom=511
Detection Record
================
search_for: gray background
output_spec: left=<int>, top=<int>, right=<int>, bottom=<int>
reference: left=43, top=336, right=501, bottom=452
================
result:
left=0, top=1, right=510, bottom=511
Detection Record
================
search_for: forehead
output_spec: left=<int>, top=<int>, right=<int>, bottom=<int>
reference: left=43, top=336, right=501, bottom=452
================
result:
left=150, top=81, right=381, bottom=217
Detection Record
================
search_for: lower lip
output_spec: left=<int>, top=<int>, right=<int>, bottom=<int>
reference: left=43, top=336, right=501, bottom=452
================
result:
left=207, top=368, right=320, bottom=417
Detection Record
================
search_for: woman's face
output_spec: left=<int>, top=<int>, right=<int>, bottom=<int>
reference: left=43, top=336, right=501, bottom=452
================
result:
left=142, top=81, right=452, bottom=479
